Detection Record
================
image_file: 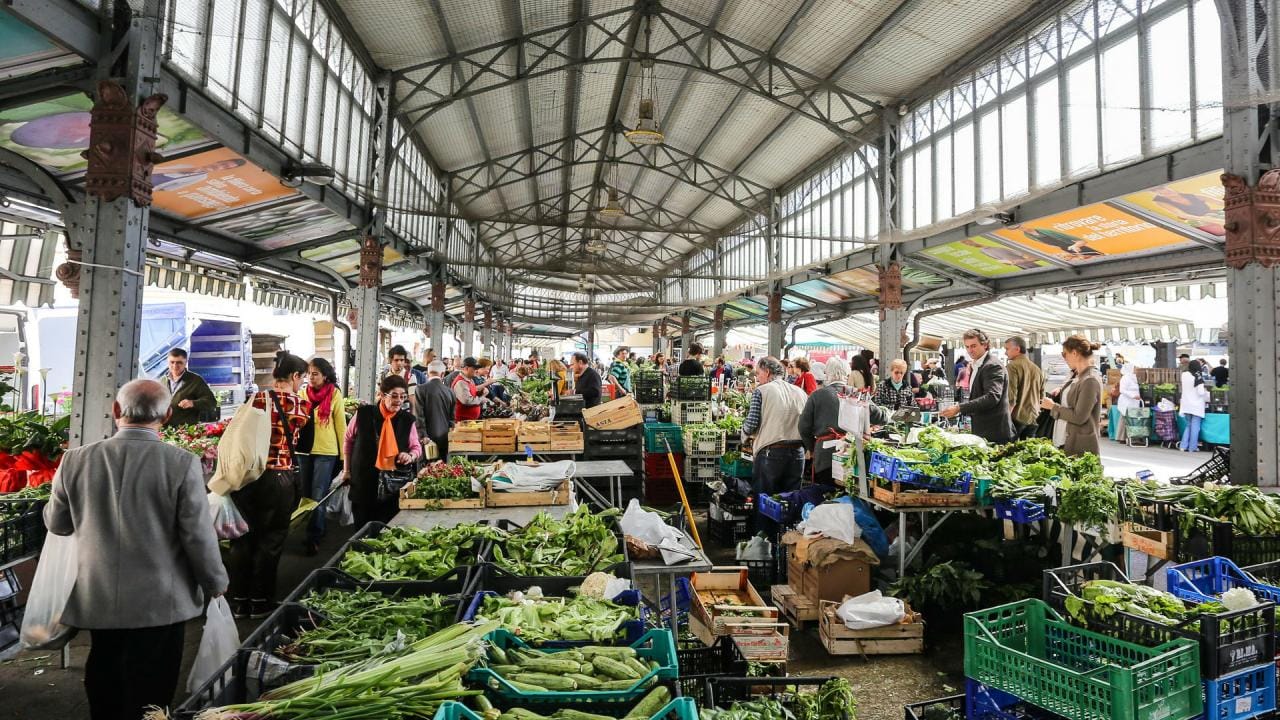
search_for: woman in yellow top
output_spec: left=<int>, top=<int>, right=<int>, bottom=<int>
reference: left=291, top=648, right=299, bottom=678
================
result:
left=548, top=359, right=570, bottom=397
left=299, top=357, right=347, bottom=555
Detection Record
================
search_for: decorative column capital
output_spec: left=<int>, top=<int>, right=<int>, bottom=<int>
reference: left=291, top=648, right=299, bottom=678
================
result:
left=357, top=235, right=382, bottom=288
left=82, top=81, right=167, bottom=207
left=878, top=262, right=904, bottom=311
left=1224, top=171, right=1280, bottom=269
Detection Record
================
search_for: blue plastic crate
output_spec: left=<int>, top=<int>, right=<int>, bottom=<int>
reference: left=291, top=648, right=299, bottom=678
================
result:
left=897, top=470, right=973, bottom=494
left=758, top=494, right=789, bottom=523
left=1202, top=663, right=1276, bottom=720
left=868, top=451, right=898, bottom=480
left=461, top=589, right=647, bottom=646
left=993, top=498, right=1047, bottom=525
left=1167, top=557, right=1280, bottom=606
left=660, top=576, right=692, bottom=615
left=966, top=679, right=1065, bottom=720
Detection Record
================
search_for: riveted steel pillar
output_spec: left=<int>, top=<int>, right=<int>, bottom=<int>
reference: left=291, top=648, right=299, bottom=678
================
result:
left=351, top=236, right=382, bottom=402
left=712, top=306, right=727, bottom=359
left=481, top=307, right=494, bottom=358
left=878, top=262, right=907, bottom=368
left=680, top=313, right=692, bottom=359
left=767, top=286, right=783, bottom=358
left=64, top=3, right=165, bottom=445
left=1220, top=0, right=1280, bottom=485
left=462, top=296, right=475, bottom=358
left=429, top=280, right=446, bottom=357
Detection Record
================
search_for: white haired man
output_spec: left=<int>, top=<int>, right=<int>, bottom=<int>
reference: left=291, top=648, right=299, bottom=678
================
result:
left=44, top=378, right=228, bottom=719
left=742, top=356, right=808, bottom=518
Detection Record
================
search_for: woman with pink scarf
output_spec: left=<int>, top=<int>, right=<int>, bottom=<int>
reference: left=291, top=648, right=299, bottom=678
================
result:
left=298, top=358, right=348, bottom=555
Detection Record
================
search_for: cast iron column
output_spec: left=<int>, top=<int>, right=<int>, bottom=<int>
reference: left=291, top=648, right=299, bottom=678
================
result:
left=877, top=262, right=907, bottom=368
left=462, top=296, right=475, bottom=358
left=352, top=236, right=382, bottom=400
left=712, top=305, right=727, bottom=359
left=429, top=280, right=446, bottom=357
left=767, top=286, right=783, bottom=358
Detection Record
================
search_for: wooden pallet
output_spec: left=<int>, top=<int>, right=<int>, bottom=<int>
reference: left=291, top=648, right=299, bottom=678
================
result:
left=771, top=584, right=819, bottom=630
left=818, top=600, right=924, bottom=657
left=871, top=482, right=976, bottom=508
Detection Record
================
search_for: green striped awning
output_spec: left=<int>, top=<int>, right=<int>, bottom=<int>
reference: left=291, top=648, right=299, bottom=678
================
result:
left=0, top=224, right=58, bottom=308
left=146, top=256, right=245, bottom=300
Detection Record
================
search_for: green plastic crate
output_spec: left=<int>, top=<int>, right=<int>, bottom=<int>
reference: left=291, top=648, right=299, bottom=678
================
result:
left=467, top=628, right=679, bottom=703
left=964, top=599, right=1202, bottom=720
left=434, top=699, right=696, bottom=720
left=720, top=456, right=752, bottom=478
left=644, top=423, right=684, bottom=453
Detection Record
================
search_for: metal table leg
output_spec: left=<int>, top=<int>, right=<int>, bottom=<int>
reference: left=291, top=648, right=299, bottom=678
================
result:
left=898, top=511, right=907, bottom=576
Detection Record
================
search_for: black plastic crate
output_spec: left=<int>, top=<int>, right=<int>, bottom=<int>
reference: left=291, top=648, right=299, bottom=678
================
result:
left=0, top=496, right=47, bottom=566
left=1171, top=446, right=1231, bottom=486
left=707, top=507, right=752, bottom=548
left=173, top=649, right=253, bottom=718
left=704, top=677, right=842, bottom=710
left=555, top=395, right=585, bottom=417
left=1173, top=507, right=1280, bottom=566
left=740, top=543, right=787, bottom=591
left=635, top=377, right=666, bottom=404
left=676, top=636, right=748, bottom=703
left=585, top=427, right=643, bottom=459
left=473, top=561, right=633, bottom=594
left=1043, top=561, right=1277, bottom=679
left=671, top=376, right=711, bottom=400
left=903, top=695, right=965, bottom=720
left=282, top=566, right=477, bottom=607
left=1116, top=486, right=1175, bottom=532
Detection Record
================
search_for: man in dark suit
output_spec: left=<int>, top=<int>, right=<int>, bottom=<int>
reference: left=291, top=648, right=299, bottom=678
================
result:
left=571, top=351, right=603, bottom=408
left=162, top=348, right=218, bottom=427
left=414, top=361, right=455, bottom=458
left=939, top=328, right=1015, bottom=443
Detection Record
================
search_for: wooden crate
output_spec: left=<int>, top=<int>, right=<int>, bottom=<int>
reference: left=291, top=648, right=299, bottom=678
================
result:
left=690, top=567, right=779, bottom=636
left=581, top=396, right=643, bottom=430
left=481, top=440, right=517, bottom=453
left=549, top=421, right=584, bottom=451
left=450, top=421, right=484, bottom=445
left=483, top=419, right=522, bottom=435
left=818, top=600, right=924, bottom=657
left=398, top=480, right=487, bottom=510
left=518, top=421, right=551, bottom=444
left=1122, top=522, right=1174, bottom=560
left=871, top=481, right=976, bottom=508
left=724, top=623, right=790, bottom=663
left=486, top=478, right=572, bottom=508
left=451, top=441, right=484, bottom=453
left=771, top=584, right=819, bottom=630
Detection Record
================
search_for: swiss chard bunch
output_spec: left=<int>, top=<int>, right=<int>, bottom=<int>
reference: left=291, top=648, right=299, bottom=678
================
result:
left=490, top=506, right=625, bottom=577
left=339, top=524, right=500, bottom=581
left=889, top=560, right=989, bottom=614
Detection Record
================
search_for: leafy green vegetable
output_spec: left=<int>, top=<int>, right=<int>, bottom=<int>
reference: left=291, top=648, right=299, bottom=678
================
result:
left=474, top=591, right=639, bottom=643
left=889, top=561, right=989, bottom=613
left=491, top=506, right=625, bottom=577
left=281, top=589, right=458, bottom=664
left=340, top=524, right=500, bottom=581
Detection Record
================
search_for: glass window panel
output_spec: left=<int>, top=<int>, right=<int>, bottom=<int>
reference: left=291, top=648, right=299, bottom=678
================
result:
left=953, top=122, right=975, bottom=213
left=169, top=0, right=209, bottom=77
left=262, top=10, right=290, bottom=139
left=979, top=109, right=1001, bottom=204
left=935, top=133, right=953, bottom=220
left=1029, top=25, right=1059, bottom=75
left=954, top=78, right=975, bottom=121
left=850, top=180, right=863, bottom=239
left=237, top=0, right=269, bottom=117
left=306, top=56, right=326, bottom=157
left=1101, top=35, right=1140, bottom=164
left=867, top=180, right=880, bottom=238
left=1002, top=94, right=1029, bottom=198
left=1098, top=0, right=1136, bottom=37
left=207, top=0, right=240, bottom=104
left=976, top=62, right=1000, bottom=107
left=1149, top=11, right=1192, bottom=149
left=287, top=34, right=309, bottom=153
left=1193, top=0, right=1223, bottom=138
left=1001, top=46, right=1027, bottom=94
left=1033, top=78, right=1061, bottom=187
left=819, top=200, right=830, bottom=238
left=1067, top=57, right=1099, bottom=174
left=915, top=144, right=932, bottom=228
left=1063, top=3, right=1097, bottom=56
left=900, top=152, right=916, bottom=231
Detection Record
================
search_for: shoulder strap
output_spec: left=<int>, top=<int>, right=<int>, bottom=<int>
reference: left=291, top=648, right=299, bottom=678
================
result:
left=269, top=390, right=296, bottom=461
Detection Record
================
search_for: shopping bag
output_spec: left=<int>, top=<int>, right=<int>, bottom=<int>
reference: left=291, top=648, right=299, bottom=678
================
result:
left=20, top=533, right=79, bottom=650
left=836, top=590, right=905, bottom=630
left=186, top=596, right=240, bottom=694
left=327, top=485, right=355, bottom=526
left=208, top=493, right=249, bottom=540
left=837, top=397, right=869, bottom=434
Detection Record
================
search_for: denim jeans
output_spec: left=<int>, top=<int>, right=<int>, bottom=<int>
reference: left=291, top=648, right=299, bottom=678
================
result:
left=1180, top=414, right=1203, bottom=452
left=752, top=445, right=805, bottom=536
left=299, top=454, right=339, bottom=544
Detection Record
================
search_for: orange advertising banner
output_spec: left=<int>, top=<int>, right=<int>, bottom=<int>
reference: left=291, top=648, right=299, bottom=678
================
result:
left=152, top=147, right=298, bottom=220
left=989, top=204, right=1196, bottom=263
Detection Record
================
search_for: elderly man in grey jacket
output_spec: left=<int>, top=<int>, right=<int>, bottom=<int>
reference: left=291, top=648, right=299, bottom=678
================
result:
left=44, top=378, right=228, bottom=720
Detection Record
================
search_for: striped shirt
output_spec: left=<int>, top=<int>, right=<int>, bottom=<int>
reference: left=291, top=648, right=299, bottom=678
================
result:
left=251, top=390, right=312, bottom=470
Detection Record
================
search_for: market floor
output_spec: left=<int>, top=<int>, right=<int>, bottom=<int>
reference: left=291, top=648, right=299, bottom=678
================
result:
left=1097, top=438, right=1210, bottom=481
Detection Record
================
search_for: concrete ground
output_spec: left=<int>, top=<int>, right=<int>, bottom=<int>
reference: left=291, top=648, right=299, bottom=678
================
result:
left=0, top=440, right=1218, bottom=720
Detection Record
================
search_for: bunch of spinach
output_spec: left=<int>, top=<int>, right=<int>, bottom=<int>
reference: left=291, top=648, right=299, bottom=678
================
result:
left=339, top=524, right=499, bottom=581
left=490, top=506, right=625, bottom=577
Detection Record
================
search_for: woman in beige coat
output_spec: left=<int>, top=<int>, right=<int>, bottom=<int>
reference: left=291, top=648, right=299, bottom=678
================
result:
left=1040, top=335, right=1103, bottom=457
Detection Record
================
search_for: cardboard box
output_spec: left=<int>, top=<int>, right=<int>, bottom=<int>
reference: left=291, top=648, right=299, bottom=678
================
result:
left=787, top=556, right=807, bottom=596
left=801, top=556, right=871, bottom=604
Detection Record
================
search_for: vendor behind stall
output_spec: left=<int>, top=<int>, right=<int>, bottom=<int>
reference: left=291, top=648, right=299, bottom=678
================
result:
left=572, top=351, right=603, bottom=408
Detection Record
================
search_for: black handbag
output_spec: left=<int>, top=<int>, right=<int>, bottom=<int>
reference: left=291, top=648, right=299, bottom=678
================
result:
left=377, top=467, right=415, bottom=502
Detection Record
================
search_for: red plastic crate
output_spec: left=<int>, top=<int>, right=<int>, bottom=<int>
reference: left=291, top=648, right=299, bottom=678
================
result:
left=645, top=476, right=683, bottom=506
left=644, top=451, right=684, bottom=480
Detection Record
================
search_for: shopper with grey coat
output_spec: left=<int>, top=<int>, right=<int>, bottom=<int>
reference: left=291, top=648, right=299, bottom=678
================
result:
left=44, top=378, right=229, bottom=720
left=798, top=357, right=889, bottom=485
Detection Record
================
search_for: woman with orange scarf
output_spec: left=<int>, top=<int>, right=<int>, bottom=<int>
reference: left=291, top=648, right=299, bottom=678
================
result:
left=339, top=374, right=423, bottom=526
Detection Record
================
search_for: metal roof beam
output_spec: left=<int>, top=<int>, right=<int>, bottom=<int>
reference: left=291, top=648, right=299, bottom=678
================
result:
left=391, top=4, right=880, bottom=154
left=469, top=183, right=716, bottom=236
left=6, top=0, right=100, bottom=61
left=449, top=125, right=770, bottom=214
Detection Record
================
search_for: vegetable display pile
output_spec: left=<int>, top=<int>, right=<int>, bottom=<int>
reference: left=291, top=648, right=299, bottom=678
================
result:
left=340, top=524, right=500, bottom=581
left=1063, top=579, right=1226, bottom=628
left=714, top=414, right=743, bottom=434
left=491, top=506, right=625, bottom=577
left=473, top=590, right=639, bottom=643
left=1123, top=481, right=1280, bottom=536
left=481, top=642, right=662, bottom=692
left=486, top=687, right=672, bottom=720
left=699, top=679, right=856, bottom=720
left=0, top=482, right=50, bottom=519
left=280, top=589, right=459, bottom=664
left=413, top=459, right=489, bottom=500
left=176, top=620, right=495, bottom=720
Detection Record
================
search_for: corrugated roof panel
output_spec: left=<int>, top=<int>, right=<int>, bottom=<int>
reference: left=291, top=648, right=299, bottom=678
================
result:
left=335, top=0, right=447, bottom=69
left=775, top=0, right=899, bottom=79
left=699, top=97, right=789, bottom=170
left=472, top=90, right=525, bottom=159
left=439, top=0, right=510, bottom=51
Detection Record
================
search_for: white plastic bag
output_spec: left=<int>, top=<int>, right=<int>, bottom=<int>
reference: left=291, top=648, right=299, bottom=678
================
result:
left=838, top=397, right=870, bottom=434
left=186, top=596, right=240, bottom=693
left=327, top=485, right=355, bottom=526
left=208, top=493, right=249, bottom=539
left=836, top=590, right=905, bottom=630
left=735, top=534, right=772, bottom=561
left=796, top=502, right=860, bottom=545
left=20, top=533, right=78, bottom=650
left=620, top=498, right=670, bottom=545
